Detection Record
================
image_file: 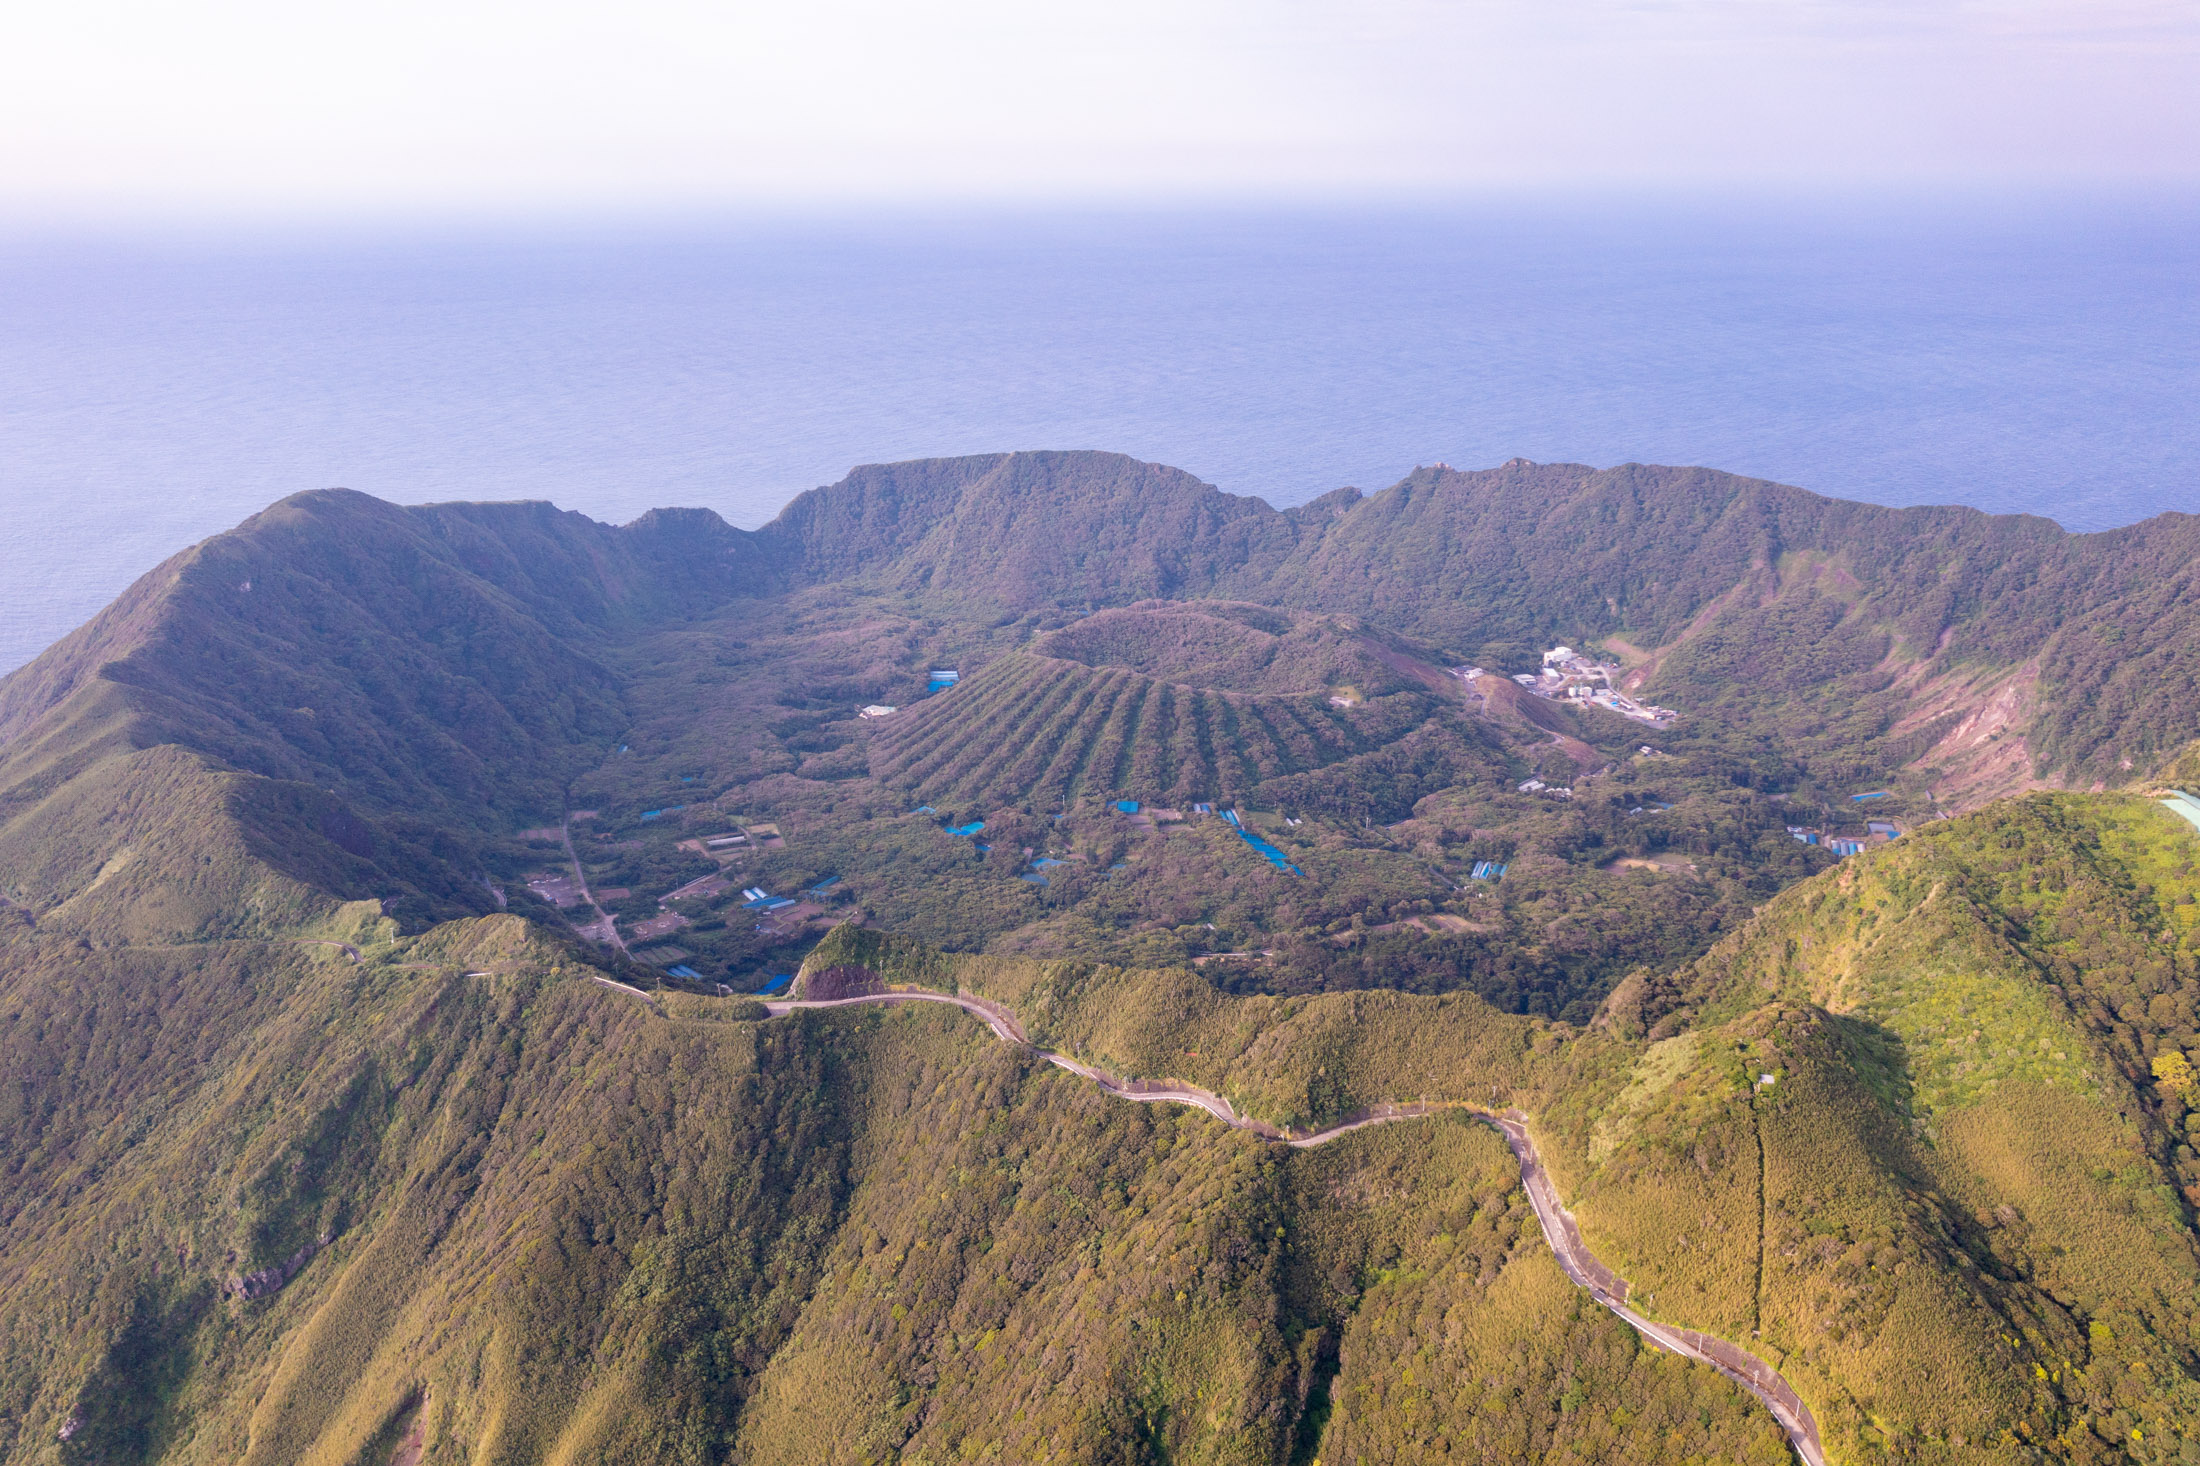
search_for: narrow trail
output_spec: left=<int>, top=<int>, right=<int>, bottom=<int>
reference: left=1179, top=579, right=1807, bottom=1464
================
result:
left=764, top=987, right=1828, bottom=1466
left=296, top=939, right=363, bottom=963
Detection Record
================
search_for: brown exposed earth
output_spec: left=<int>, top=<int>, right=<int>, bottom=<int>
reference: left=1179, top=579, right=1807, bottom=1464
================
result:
left=628, top=910, right=692, bottom=942
left=1601, top=853, right=1697, bottom=875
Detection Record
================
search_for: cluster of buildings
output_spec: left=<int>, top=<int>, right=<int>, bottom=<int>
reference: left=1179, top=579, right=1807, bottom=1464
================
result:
left=1514, top=647, right=1678, bottom=727
left=1788, top=819, right=1903, bottom=858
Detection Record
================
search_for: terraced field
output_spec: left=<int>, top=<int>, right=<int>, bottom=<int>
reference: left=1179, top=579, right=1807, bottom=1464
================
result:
left=866, top=599, right=1509, bottom=813
left=866, top=650, right=1450, bottom=810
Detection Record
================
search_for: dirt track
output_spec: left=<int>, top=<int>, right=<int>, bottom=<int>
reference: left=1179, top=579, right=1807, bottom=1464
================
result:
left=764, top=986, right=1828, bottom=1465
left=561, top=816, right=627, bottom=954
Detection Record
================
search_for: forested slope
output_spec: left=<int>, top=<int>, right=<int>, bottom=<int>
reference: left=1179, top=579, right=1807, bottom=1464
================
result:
left=1573, top=793, right=2200, bottom=1462
left=794, top=785, right=2200, bottom=1466
left=748, top=452, right=2200, bottom=792
left=0, top=916, right=1796, bottom=1466
left=2, top=451, right=2200, bottom=1464
left=0, top=488, right=780, bottom=941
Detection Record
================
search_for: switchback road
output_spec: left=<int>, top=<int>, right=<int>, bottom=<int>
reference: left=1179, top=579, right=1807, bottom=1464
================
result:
left=764, top=986, right=1826, bottom=1463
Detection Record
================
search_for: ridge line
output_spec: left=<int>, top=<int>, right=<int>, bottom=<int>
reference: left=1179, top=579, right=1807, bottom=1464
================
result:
left=760, top=986, right=1828, bottom=1466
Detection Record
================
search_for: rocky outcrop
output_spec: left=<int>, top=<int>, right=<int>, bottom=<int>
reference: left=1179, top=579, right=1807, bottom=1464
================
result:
left=225, top=1231, right=333, bottom=1301
left=798, top=963, right=882, bottom=1001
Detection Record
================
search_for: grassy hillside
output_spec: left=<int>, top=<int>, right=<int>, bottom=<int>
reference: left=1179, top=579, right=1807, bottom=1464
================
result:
left=0, top=744, right=476, bottom=943
left=1569, top=794, right=2200, bottom=1463
left=735, top=453, right=2200, bottom=795
left=799, top=795, right=2200, bottom=1466
left=757, top=452, right=1305, bottom=611
left=0, top=918, right=1794, bottom=1466
left=5, top=454, right=2200, bottom=1463
left=1238, top=462, right=2200, bottom=792
left=1, top=790, right=2196, bottom=1461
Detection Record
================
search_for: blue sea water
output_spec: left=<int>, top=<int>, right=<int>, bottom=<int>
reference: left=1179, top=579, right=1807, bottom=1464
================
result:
left=3, top=192, right=2196, bottom=674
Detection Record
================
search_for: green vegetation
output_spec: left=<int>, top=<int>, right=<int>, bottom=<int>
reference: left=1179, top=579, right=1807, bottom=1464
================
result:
left=3, top=451, right=2200, bottom=1461
left=0, top=918, right=1788, bottom=1466
left=1561, top=795, right=2200, bottom=1464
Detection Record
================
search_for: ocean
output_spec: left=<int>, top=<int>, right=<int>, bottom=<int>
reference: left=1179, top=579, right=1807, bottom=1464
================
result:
left=2, top=192, right=2195, bottom=673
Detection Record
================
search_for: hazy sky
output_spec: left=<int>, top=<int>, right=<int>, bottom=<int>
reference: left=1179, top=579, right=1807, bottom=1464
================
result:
left=4, top=0, right=2197, bottom=213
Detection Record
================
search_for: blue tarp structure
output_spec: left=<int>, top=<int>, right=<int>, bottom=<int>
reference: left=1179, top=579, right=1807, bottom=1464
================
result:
left=665, top=964, right=702, bottom=979
left=807, top=877, right=841, bottom=896
left=945, top=821, right=985, bottom=837
left=640, top=805, right=687, bottom=821
left=1471, top=860, right=1508, bottom=880
left=753, top=973, right=793, bottom=996
left=1851, top=791, right=1894, bottom=802
left=1115, top=800, right=1140, bottom=814
left=1222, top=810, right=1301, bottom=875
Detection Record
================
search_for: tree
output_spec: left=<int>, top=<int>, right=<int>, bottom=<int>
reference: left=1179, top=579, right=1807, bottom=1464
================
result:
left=2153, top=1050, right=2195, bottom=1096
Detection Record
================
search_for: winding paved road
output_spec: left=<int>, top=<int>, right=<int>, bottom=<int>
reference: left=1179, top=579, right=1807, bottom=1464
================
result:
left=763, top=986, right=1828, bottom=1466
